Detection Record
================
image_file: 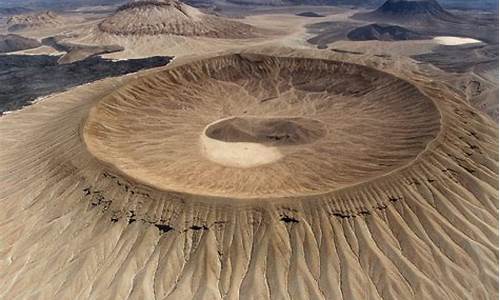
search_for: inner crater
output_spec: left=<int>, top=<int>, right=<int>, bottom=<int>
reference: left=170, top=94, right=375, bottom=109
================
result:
left=205, top=116, right=328, bottom=146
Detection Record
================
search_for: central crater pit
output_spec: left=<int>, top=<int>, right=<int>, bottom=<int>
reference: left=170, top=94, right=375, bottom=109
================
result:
left=205, top=116, right=328, bottom=146
left=201, top=116, right=328, bottom=168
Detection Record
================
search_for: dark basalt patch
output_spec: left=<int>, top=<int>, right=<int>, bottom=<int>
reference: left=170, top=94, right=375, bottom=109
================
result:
left=189, top=225, right=209, bottom=231
left=347, top=23, right=425, bottom=41
left=280, top=216, right=299, bottom=224
left=0, top=34, right=41, bottom=53
left=0, top=54, right=172, bottom=115
left=353, top=0, right=456, bottom=23
left=156, top=224, right=175, bottom=233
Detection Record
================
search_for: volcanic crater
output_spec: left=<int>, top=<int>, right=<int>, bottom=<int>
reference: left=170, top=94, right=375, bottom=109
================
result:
left=83, top=53, right=441, bottom=199
left=1, top=49, right=497, bottom=299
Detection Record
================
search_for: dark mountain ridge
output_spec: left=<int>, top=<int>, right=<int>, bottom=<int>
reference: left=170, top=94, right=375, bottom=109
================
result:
left=353, top=0, right=459, bottom=24
left=0, top=34, right=41, bottom=53
left=347, top=23, right=425, bottom=41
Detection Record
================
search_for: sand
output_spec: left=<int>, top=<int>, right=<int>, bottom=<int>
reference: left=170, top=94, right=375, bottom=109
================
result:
left=433, top=36, right=482, bottom=45
left=200, top=117, right=286, bottom=168
left=201, top=134, right=284, bottom=168
left=0, top=47, right=497, bottom=299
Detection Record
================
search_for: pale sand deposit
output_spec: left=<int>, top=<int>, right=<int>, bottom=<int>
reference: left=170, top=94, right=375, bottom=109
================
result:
left=200, top=117, right=285, bottom=168
left=433, top=36, right=482, bottom=45
left=201, top=135, right=284, bottom=168
left=0, top=47, right=497, bottom=299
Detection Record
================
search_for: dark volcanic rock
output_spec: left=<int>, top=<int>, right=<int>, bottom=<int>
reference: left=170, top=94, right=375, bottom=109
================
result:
left=347, top=23, right=425, bottom=41
left=0, top=34, right=41, bottom=53
left=0, top=55, right=172, bottom=115
left=354, top=0, right=458, bottom=24
left=375, top=0, right=449, bottom=16
left=306, top=21, right=358, bottom=48
left=351, top=0, right=497, bottom=44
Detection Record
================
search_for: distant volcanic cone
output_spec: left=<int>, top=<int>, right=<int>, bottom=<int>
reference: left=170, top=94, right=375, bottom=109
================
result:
left=353, top=0, right=459, bottom=25
left=98, top=0, right=260, bottom=38
left=7, top=11, right=64, bottom=32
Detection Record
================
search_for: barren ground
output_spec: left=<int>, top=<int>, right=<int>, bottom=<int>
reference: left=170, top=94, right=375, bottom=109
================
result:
left=0, top=4, right=497, bottom=299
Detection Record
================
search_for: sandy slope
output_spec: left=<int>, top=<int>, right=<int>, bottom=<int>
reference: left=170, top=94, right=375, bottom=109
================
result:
left=0, top=48, right=497, bottom=299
